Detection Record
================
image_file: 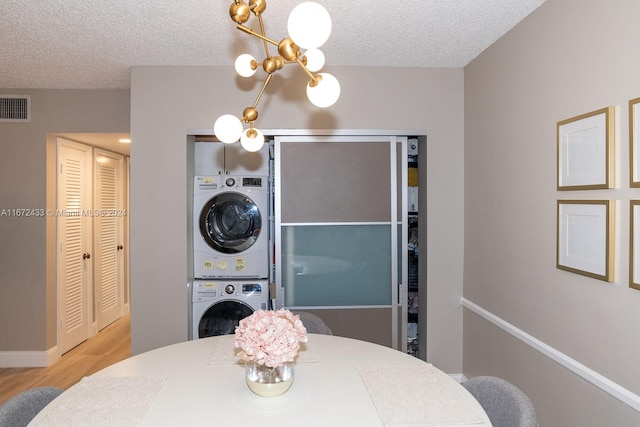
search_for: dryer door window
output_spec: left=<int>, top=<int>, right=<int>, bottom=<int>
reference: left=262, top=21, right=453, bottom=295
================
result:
left=198, top=300, right=254, bottom=338
left=199, top=192, right=262, bottom=254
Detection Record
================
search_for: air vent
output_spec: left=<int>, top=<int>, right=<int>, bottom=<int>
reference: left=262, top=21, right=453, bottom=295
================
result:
left=0, top=95, right=31, bottom=122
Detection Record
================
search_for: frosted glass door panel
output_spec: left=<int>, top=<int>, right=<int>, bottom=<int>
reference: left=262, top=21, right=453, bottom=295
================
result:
left=282, top=225, right=392, bottom=307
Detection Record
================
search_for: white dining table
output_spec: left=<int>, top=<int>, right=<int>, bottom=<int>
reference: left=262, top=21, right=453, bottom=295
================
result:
left=29, top=334, right=492, bottom=427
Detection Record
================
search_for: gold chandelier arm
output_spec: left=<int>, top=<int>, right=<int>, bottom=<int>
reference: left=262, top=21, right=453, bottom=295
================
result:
left=252, top=73, right=273, bottom=109
left=236, top=24, right=279, bottom=46
left=257, top=15, right=270, bottom=58
left=294, top=58, right=318, bottom=83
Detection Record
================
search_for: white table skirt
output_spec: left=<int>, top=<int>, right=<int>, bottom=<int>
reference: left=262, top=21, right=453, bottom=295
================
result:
left=30, top=334, right=491, bottom=427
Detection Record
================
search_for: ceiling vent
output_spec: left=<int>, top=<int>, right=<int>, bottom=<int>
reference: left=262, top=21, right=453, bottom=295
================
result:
left=0, top=95, right=31, bottom=122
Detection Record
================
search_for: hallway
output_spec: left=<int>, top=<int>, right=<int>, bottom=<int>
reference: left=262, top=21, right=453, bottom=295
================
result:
left=0, top=314, right=130, bottom=404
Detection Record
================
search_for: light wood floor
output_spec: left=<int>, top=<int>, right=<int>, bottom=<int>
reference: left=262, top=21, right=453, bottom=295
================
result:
left=0, top=314, right=131, bottom=405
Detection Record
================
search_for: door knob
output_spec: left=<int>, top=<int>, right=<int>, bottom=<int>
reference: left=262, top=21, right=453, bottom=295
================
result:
left=82, top=253, right=91, bottom=259
left=117, top=245, right=124, bottom=250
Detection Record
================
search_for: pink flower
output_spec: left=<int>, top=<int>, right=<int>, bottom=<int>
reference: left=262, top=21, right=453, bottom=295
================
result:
left=234, top=309, right=308, bottom=368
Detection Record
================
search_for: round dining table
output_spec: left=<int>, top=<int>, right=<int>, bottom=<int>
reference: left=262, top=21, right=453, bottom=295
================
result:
left=29, top=334, right=492, bottom=427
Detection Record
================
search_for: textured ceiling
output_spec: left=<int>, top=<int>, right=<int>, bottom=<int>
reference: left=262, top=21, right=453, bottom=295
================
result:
left=1, top=0, right=546, bottom=90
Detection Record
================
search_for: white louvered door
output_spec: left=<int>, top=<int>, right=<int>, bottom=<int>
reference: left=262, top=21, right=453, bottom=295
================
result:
left=57, top=139, right=93, bottom=354
left=94, top=149, right=124, bottom=330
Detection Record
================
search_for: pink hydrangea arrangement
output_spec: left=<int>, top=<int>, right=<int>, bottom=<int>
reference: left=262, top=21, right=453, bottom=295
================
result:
left=234, top=309, right=308, bottom=368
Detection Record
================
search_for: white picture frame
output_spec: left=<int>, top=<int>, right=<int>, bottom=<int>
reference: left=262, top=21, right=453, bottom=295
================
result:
left=557, top=107, right=614, bottom=190
left=557, top=200, right=614, bottom=282
left=630, top=98, right=640, bottom=187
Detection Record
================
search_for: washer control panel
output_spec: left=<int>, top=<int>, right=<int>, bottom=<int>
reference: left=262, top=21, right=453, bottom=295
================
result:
left=193, top=281, right=263, bottom=302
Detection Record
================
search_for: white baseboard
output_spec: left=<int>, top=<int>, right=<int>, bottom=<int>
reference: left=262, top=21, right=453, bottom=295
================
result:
left=0, top=346, right=59, bottom=368
left=461, top=297, right=640, bottom=413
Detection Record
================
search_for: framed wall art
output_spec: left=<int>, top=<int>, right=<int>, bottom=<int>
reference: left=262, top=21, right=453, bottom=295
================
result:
left=630, top=201, right=640, bottom=290
left=557, top=200, right=614, bottom=282
left=630, top=97, right=640, bottom=187
left=557, top=107, right=614, bottom=190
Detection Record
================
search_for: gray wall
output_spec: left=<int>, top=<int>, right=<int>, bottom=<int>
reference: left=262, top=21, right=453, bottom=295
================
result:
left=129, top=65, right=466, bottom=373
left=463, top=0, right=640, bottom=425
left=0, top=89, right=130, bottom=351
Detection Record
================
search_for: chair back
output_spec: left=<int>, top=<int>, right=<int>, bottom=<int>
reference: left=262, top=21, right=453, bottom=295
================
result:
left=462, top=376, right=537, bottom=427
left=292, top=311, right=333, bottom=335
left=0, top=386, right=64, bottom=427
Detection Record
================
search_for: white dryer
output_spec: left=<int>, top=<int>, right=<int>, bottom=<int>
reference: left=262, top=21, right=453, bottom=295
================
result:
left=193, top=175, right=269, bottom=279
left=191, top=279, right=268, bottom=339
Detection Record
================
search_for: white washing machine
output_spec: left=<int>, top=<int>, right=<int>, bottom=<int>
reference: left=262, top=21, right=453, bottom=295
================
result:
left=193, top=175, right=269, bottom=279
left=191, top=279, right=268, bottom=339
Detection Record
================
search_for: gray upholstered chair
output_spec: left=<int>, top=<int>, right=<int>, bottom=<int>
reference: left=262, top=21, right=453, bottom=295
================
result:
left=462, top=376, right=538, bottom=427
left=292, top=311, right=333, bottom=335
left=0, top=386, right=63, bottom=427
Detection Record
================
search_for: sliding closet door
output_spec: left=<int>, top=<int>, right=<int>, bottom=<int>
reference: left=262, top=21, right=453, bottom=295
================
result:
left=275, top=135, right=407, bottom=348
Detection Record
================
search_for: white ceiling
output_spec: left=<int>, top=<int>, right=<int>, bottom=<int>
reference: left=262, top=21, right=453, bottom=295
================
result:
left=1, top=0, right=546, bottom=154
left=1, top=0, right=546, bottom=90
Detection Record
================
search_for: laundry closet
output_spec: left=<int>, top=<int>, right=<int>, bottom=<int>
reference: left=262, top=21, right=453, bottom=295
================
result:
left=188, top=131, right=425, bottom=357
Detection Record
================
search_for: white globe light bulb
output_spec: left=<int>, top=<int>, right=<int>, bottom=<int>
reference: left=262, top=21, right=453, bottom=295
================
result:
left=304, top=49, right=325, bottom=72
left=307, top=73, right=340, bottom=108
left=214, top=114, right=243, bottom=144
left=235, top=54, right=257, bottom=77
left=287, top=2, right=331, bottom=49
left=240, top=128, right=265, bottom=152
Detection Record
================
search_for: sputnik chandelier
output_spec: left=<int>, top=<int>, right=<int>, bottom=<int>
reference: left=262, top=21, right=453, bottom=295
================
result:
left=214, top=0, right=340, bottom=152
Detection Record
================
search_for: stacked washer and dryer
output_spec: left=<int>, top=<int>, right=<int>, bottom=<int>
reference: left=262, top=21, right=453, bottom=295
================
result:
left=191, top=142, right=270, bottom=339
